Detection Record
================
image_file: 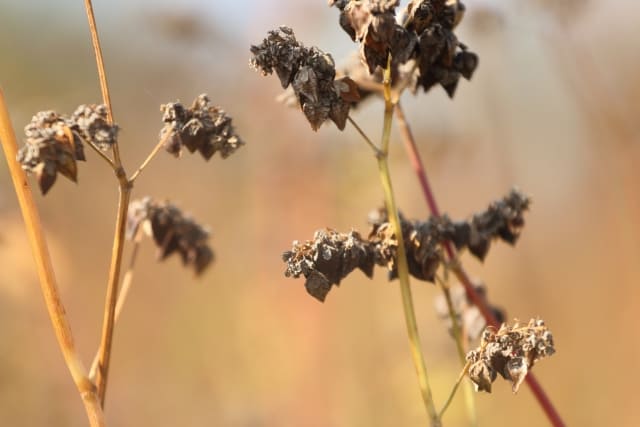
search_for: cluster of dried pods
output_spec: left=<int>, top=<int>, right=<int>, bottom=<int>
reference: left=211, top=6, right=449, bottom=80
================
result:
left=330, top=0, right=477, bottom=97
left=283, top=189, right=529, bottom=302
left=17, top=94, right=243, bottom=277
left=250, top=26, right=360, bottom=130
left=251, top=1, right=476, bottom=131
left=17, top=105, right=117, bottom=194
left=466, top=319, right=556, bottom=393
left=127, top=197, right=214, bottom=275
left=160, top=94, right=244, bottom=160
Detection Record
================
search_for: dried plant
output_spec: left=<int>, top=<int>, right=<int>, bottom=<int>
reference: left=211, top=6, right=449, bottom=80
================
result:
left=466, top=319, right=555, bottom=393
left=252, top=1, right=562, bottom=426
left=0, top=1, right=243, bottom=425
left=283, top=189, right=529, bottom=302
left=0, top=1, right=564, bottom=426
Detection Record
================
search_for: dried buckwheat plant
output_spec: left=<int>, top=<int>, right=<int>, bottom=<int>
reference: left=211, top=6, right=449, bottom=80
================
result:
left=251, top=1, right=563, bottom=426
left=0, top=1, right=243, bottom=426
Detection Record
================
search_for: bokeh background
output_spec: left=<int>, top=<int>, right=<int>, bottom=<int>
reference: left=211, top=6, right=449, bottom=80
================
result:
left=1, top=0, right=638, bottom=426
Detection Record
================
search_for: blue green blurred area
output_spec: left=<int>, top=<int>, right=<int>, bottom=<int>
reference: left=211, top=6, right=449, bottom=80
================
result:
left=0, top=1, right=638, bottom=426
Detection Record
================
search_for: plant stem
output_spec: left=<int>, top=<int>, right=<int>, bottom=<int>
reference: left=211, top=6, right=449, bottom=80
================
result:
left=86, top=140, right=115, bottom=168
left=83, top=0, right=134, bottom=407
left=95, top=184, right=131, bottom=406
left=394, top=101, right=566, bottom=427
left=0, top=89, right=106, bottom=427
left=439, top=361, right=472, bottom=419
left=83, top=0, right=121, bottom=165
left=90, top=238, right=141, bottom=380
left=347, top=116, right=382, bottom=157
left=379, top=57, right=439, bottom=426
left=129, top=124, right=174, bottom=183
left=436, top=276, right=476, bottom=425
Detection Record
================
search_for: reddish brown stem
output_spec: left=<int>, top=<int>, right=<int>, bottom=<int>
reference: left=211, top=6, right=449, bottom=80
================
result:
left=395, top=103, right=565, bottom=427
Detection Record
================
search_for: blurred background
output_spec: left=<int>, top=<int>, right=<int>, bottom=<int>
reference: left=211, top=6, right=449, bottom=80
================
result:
left=0, top=0, right=638, bottom=426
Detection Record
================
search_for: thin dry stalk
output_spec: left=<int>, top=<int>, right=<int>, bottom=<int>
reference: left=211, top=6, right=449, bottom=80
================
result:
left=0, top=89, right=106, bottom=427
left=83, top=0, right=133, bottom=406
left=95, top=186, right=131, bottom=406
left=90, top=238, right=141, bottom=380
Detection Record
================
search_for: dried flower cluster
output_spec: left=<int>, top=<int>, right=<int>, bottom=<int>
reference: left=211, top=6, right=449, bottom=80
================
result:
left=434, top=281, right=505, bottom=341
left=466, top=319, right=555, bottom=393
left=446, top=188, right=530, bottom=261
left=369, top=188, right=530, bottom=278
left=250, top=26, right=360, bottom=131
left=17, top=105, right=117, bottom=194
left=160, top=94, right=244, bottom=160
left=330, top=0, right=478, bottom=97
left=127, top=197, right=213, bottom=275
left=283, top=229, right=374, bottom=302
left=283, top=189, right=530, bottom=301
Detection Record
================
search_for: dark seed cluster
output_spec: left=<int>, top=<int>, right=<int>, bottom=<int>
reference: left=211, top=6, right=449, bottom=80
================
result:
left=17, top=105, right=117, bottom=195
left=159, top=94, right=244, bottom=160
left=127, top=197, right=214, bottom=275
left=282, top=229, right=374, bottom=302
left=330, top=0, right=478, bottom=97
left=283, top=189, right=530, bottom=301
left=250, top=26, right=360, bottom=131
left=466, top=319, right=555, bottom=393
left=433, top=281, right=505, bottom=342
left=369, top=188, right=530, bottom=278
left=448, top=188, right=530, bottom=261
left=70, top=104, right=118, bottom=151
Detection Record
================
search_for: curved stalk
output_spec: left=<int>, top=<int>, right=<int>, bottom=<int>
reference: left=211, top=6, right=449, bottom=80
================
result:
left=0, top=89, right=106, bottom=427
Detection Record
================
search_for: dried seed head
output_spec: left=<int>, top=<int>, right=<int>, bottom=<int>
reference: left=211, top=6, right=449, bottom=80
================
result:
left=159, top=94, right=244, bottom=160
left=368, top=209, right=447, bottom=281
left=17, top=106, right=116, bottom=195
left=127, top=197, right=214, bottom=275
left=70, top=104, right=118, bottom=151
left=329, top=0, right=478, bottom=98
left=466, top=318, right=556, bottom=393
left=159, top=95, right=244, bottom=160
left=282, top=229, right=374, bottom=302
left=250, top=27, right=358, bottom=131
left=249, top=26, right=307, bottom=88
left=465, top=188, right=530, bottom=260
left=283, top=190, right=531, bottom=299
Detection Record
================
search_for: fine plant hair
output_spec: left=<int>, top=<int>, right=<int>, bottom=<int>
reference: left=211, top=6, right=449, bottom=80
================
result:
left=0, top=1, right=243, bottom=425
left=250, top=1, right=563, bottom=426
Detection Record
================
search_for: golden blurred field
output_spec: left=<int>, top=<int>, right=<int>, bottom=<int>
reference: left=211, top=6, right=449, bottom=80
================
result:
left=0, top=1, right=638, bottom=426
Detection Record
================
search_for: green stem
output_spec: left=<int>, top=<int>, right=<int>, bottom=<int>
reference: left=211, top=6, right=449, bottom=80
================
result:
left=437, top=276, right=476, bottom=425
left=439, top=361, right=472, bottom=419
left=379, top=56, right=439, bottom=426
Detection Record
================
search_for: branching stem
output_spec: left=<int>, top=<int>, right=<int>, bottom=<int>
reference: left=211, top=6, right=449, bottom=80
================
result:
left=90, top=237, right=142, bottom=380
left=83, top=0, right=136, bottom=407
left=395, top=99, right=566, bottom=427
left=129, top=124, right=174, bottom=183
